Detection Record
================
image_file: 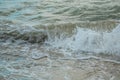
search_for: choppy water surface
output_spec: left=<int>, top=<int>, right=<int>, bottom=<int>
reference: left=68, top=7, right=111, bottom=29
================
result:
left=0, top=0, right=120, bottom=25
left=0, top=0, right=120, bottom=80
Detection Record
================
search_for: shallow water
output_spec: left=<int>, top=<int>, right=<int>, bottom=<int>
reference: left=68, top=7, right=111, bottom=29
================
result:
left=0, top=0, right=120, bottom=80
left=0, top=0, right=120, bottom=25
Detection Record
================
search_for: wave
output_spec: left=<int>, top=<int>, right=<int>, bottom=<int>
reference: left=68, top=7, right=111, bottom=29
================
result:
left=0, top=22, right=120, bottom=55
left=0, top=25, right=47, bottom=43
left=46, top=24, right=120, bottom=55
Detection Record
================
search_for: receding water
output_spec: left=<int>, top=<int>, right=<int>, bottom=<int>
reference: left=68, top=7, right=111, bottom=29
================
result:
left=0, top=0, right=120, bottom=80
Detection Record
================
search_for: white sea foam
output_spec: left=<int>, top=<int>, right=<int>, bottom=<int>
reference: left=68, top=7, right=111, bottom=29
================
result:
left=46, top=24, right=120, bottom=55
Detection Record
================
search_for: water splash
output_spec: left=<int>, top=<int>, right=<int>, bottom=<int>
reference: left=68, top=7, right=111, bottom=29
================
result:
left=46, top=24, right=120, bottom=55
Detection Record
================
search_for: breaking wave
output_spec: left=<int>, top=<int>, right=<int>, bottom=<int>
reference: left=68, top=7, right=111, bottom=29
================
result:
left=46, top=24, right=120, bottom=56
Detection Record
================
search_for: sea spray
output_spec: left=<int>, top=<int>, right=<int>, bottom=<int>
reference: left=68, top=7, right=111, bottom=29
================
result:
left=46, top=24, right=120, bottom=56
